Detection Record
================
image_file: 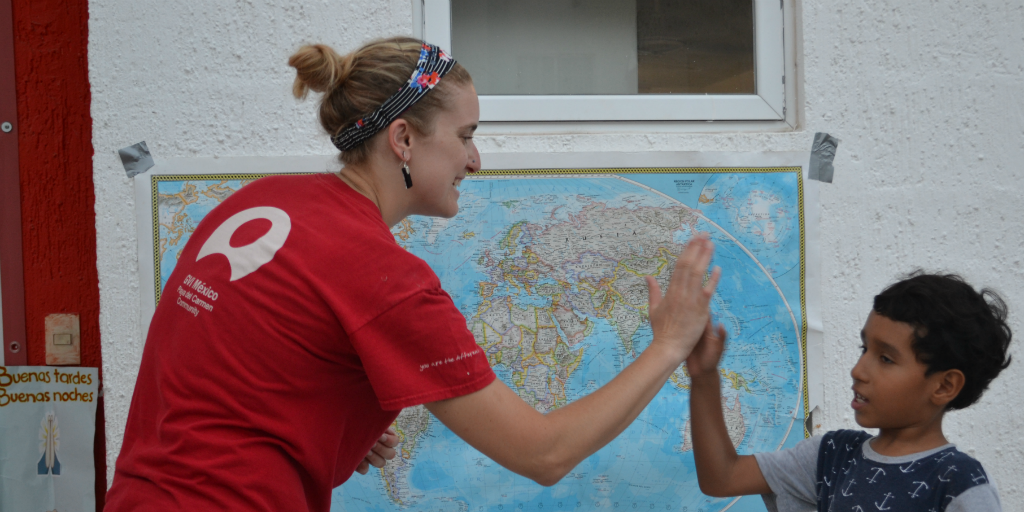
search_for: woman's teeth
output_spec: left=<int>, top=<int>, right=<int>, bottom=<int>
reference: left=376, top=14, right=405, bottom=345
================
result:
left=854, top=392, right=867, bottom=403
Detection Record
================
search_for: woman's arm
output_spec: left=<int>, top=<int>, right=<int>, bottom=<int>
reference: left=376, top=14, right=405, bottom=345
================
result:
left=687, top=322, right=771, bottom=497
left=426, top=235, right=720, bottom=486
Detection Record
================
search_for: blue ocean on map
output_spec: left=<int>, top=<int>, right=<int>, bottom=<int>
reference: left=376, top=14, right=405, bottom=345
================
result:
left=154, top=170, right=806, bottom=512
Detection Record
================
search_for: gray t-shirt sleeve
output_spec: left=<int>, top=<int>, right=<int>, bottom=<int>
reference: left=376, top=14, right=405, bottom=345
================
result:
left=946, top=483, right=1001, bottom=512
left=752, top=435, right=821, bottom=512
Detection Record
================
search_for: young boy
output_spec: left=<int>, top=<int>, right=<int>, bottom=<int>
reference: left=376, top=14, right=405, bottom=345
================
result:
left=688, top=272, right=1012, bottom=511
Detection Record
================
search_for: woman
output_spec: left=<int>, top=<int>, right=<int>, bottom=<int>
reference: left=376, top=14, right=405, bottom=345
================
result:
left=105, top=37, right=720, bottom=512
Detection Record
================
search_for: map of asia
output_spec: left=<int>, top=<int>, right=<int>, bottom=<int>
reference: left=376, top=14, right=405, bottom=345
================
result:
left=152, top=168, right=809, bottom=512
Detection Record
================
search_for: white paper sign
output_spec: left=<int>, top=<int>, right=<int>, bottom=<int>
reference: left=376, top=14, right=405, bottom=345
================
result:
left=0, top=366, right=98, bottom=512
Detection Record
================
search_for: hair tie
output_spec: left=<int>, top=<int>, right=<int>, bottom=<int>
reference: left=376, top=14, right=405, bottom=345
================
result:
left=331, top=43, right=456, bottom=152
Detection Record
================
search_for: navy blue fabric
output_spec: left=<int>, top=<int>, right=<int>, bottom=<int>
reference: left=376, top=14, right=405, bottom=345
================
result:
left=815, top=430, right=989, bottom=512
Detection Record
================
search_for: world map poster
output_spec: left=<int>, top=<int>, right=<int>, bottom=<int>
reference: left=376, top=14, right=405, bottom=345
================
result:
left=149, top=166, right=811, bottom=512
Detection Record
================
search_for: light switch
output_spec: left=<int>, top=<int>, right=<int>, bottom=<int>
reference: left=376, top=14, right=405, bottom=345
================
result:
left=45, top=314, right=81, bottom=365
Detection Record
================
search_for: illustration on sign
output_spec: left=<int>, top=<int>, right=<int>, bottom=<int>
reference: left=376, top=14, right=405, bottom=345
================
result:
left=150, top=167, right=809, bottom=512
left=38, top=412, right=61, bottom=475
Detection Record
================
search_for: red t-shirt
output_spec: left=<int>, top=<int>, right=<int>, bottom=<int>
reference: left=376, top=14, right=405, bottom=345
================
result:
left=106, top=173, right=495, bottom=512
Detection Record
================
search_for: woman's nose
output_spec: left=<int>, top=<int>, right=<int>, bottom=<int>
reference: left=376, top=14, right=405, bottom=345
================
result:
left=468, top=143, right=481, bottom=173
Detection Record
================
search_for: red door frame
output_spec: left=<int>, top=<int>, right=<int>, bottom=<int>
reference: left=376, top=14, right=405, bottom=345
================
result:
left=0, top=0, right=26, bottom=366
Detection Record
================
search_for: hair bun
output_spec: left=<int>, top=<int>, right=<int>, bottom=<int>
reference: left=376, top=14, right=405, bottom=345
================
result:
left=288, top=44, right=354, bottom=99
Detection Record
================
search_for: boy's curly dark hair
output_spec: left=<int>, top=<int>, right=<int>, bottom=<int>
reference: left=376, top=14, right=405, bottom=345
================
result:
left=873, top=271, right=1012, bottom=410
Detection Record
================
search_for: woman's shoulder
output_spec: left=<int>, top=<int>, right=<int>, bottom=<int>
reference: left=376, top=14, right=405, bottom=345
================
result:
left=219, top=173, right=387, bottom=230
left=206, top=173, right=338, bottom=215
left=233, top=172, right=337, bottom=198
left=199, top=171, right=422, bottom=266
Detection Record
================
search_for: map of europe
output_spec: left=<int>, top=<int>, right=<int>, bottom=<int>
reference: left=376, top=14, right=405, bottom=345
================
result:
left=153, top=168, right=808, bottom=512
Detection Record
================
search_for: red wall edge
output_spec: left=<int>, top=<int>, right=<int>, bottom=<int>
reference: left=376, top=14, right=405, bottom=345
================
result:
left=12, top=0, right=106, bottom=508
left=1, top=0, right=27, bottom=367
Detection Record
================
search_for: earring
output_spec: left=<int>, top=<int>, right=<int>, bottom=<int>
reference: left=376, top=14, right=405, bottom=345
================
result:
left=401, top=161, right=413, bottom=188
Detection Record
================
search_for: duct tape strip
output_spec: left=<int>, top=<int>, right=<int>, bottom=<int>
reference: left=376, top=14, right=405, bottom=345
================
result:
left=118, top=141, right=155, bottom=178
left=808, top=132, right=839, bottom=183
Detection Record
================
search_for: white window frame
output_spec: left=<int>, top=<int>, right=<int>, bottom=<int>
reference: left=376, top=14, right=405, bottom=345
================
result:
left=413, top=0, right=787, bottom=122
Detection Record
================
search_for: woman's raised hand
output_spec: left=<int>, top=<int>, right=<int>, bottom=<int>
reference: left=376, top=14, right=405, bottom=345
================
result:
left=645, top=234, right=721, bottom=364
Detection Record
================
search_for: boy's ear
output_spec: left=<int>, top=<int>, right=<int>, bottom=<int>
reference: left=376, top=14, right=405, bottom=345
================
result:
left=931, top=369, right=965, bottom=407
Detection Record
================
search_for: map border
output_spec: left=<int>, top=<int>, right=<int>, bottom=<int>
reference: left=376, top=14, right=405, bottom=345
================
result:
left=148, top=166, right=810, bottom=439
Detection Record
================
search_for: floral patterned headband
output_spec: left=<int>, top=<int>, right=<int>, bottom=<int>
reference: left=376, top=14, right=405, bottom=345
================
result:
left=330, top=42, right=456, bottom=153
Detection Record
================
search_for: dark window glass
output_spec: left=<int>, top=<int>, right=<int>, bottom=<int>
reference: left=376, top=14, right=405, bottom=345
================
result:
left=638, top=0, right=755, bottom=94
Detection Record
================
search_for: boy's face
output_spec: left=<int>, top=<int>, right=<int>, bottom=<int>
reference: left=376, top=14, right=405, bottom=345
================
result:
left=850, top=312, right=947, bottom=429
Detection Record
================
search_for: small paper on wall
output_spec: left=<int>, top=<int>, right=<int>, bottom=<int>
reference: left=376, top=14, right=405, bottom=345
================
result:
left=0, top=366, right=99, bottom=512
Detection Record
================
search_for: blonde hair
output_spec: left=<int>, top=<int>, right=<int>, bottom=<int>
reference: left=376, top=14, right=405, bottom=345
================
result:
left=288, top=37, right=472, bottom=165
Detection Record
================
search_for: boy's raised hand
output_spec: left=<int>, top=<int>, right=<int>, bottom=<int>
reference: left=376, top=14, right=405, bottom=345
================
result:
left=687, top=320, right=728, bottom=380
left=687, top=316, right=771, bottom=498
left=645, top=234, right=721, bottom=363
left=355, top=427, right=399, bottom=475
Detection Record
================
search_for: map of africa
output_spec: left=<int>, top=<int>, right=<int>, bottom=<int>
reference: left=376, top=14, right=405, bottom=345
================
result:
left=152, top=168, right=808, bottom=512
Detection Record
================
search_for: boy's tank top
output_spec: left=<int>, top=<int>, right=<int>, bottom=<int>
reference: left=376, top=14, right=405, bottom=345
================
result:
left=815, top=429, right=989, bottom=512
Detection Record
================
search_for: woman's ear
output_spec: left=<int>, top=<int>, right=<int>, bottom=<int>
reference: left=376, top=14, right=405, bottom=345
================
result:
left=386, top=119, right=413, bottom=161
left=931, top=369, right=965, bottom=408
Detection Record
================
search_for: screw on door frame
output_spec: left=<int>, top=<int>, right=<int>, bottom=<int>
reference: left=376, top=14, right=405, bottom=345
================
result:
left=1, top=122, right=12, bottom=133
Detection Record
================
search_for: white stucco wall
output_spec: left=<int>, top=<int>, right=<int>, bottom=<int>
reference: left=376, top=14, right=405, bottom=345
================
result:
left=89, top=0, right=1024, bottom=507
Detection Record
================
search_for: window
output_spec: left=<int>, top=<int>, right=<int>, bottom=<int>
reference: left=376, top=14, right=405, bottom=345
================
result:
left=415, top=0, right=787, bottom=122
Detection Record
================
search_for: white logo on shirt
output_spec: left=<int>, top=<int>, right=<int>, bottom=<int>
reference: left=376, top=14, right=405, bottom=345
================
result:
left=197, top=206, right=291, bottom=281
